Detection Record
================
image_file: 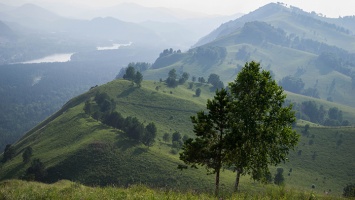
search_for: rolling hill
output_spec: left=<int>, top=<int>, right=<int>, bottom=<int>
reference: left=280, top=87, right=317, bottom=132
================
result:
left=144, top=3, right=355, bottom=108
left=1, top=79, right=355, bottom=196
left=1, top=2, right=355, bottom=198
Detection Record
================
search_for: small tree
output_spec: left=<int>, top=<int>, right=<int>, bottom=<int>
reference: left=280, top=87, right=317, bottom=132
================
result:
left=24, top=158, right=47, bottom=181
left=274, top=168, right=285, bottom=185
left=163, top=133, right=170, bottom=143
left=2, top=144, right=15, bottom=163
left=134, top=71, right=143, bottom=87
left=172, top=131, right=182, bottom=143
left=143, top=123, right=157, bottom=147
left=180, top=89, right=230, bottom=196
left=123, top=66, right=136, bottom=80
left=195, top=88, right=201, bottom=97
left=22, top=146, right=33, bottom=163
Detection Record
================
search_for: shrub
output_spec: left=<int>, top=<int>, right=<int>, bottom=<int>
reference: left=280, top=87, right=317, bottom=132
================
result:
left=343, top=183, right=355, bottom=197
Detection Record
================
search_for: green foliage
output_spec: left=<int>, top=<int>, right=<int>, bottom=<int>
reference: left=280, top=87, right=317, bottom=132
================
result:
left=135, top=71, right=143, bottom=87
left=208, top=73, right=224, bottom=90
left=172, top=131, right=182, bottom=143
left=22, top=146, right=33, bottom=163
left=191, top=46, right=227, bottom=65
left=142, top=123, right=157, bottom=147
left=343, top=183, right=355, bottom=197
left=227, top=61, right=299, bottom=191
left=279, top=75, right=305, bottom=94
left=123, top=66, right=136, bottom=81
left=195, top=88, right=201, bottom=97
left=23, top=158, right=47, bottom=182
left=274, top=168, right=285, bottom=185
left=166, top=69, right=178, bottom=88
left=180, top=88, right=230, bottom=195
left=1, top=144, right=15, bottom=163
left=163, top=133, right=170, bottom=143
left=122, top=66, right=144, bottom=87
left=198, top=77, right=206, bottom=83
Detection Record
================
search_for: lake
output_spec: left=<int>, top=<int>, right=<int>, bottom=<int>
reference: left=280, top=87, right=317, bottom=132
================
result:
left=97, top=42, right=132, bottom=50
left=20, top=53, right=74, bottom=64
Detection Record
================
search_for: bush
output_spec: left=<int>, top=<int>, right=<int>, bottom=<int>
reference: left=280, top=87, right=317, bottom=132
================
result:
left=343, top=183, right=355, bottom=197
left=23, top=158, right=47, bottom=181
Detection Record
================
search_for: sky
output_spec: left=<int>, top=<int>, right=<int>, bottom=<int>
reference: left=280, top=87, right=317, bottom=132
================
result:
left=1, top=0, right=355, bottom=18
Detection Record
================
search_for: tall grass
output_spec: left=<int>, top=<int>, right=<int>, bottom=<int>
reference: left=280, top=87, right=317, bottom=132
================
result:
left=0, top=180, right=344, bottom=200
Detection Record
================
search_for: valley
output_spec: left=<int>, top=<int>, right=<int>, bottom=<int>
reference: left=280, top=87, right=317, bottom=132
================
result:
left=1, top=1, right=355, bottom=199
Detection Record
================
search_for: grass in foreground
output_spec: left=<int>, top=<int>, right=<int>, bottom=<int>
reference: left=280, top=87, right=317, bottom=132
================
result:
left=0, top=179, right=344, bottom=200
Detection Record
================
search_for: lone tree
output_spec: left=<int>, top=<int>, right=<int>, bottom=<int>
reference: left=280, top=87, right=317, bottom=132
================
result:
left=227, top=61, right=298, bottom=191
left=180, top=61, right=299, bottom=194
left=24, top=158, right=47, bottom=181
left=2, top=144, right=15, bottom=163
left=195, top=88, right=201, bottom=97
left=22, top=146, right=33, bottom=163
left=180, top=88, right=230, bottom=196
left=142, top=122, right=157, bottom=147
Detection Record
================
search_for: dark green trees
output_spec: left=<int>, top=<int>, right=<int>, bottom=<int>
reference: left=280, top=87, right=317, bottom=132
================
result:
left=2, top=144, right=15, bottom=163
left=180, top=88, right=230, bottom=196
left=142, top=122, right=157, bottom=147
left=166, top=69, right=178, bottom=88
left=123, top=66, right=144, bottom=87
left=24, top=158, right=47, bottom=181
left=274, top=168, right=285, bottom=185
left=195, top=88, right=201, bottom=97
left=343, top=183, right=355, bottom=197
left=180, top=61, right=299, bottom=194
left=228, top=61, right=298, bottom=191
left=22, top=146, right=33, bottom=163
left=208, top=73, right=224, bottom=90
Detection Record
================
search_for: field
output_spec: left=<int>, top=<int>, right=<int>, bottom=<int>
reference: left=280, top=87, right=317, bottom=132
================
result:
left=0, top=179, right=342, bottom=200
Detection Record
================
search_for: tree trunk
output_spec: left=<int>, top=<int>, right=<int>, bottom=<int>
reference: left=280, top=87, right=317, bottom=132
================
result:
left=234, top=168, right=241, bottom=192
left=215, top=169, right=220, bottom=196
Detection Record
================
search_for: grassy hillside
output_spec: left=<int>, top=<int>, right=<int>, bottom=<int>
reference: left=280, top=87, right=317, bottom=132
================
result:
left=1, top=79, right=354, bottom=196
left=0, top=80, right=236, bottom=192
left=0, top=179, right=341, bottom=200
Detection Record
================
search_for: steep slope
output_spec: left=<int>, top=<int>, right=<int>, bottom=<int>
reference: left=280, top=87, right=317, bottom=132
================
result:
left=146, top=18, right=355, bottom=107
left=1, top=79, right=355, bottom=195
left=0, top=80, right=236, bottom=191
left=196, top=3, right=355, bottom=53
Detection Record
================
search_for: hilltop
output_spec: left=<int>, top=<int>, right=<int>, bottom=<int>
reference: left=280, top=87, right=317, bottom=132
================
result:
left=1, top=79, right=355, bottom=196
left=1, top=2, right=355, bottom=197
left=144, top=3, right=355, bottom=108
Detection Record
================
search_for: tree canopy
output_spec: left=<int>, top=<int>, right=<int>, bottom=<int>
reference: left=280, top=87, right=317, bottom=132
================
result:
left=180, top=61, right=299, bottom=194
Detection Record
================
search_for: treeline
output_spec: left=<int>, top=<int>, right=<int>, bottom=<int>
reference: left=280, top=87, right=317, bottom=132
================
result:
left=290, top=100, right=349, bottom=126
left=163, top=68, right=224, bottom=91
left=84, top=92, right=157, bottom=146
left=279, top=75, right=321, bottom=98
left=189, top=46, right=227, bottom=65
left=151, top=48, right=184, bottom=69
left=115, top=62, right=150, bottom=79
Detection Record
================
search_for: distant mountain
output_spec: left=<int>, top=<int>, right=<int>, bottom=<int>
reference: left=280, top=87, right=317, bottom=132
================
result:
left=0, top=3, right=61, bottom=29
left=195, top=3, right=355, bottom=53
left=144, top=3, right=355, bottom=108
left=0, top=20, right=16, bottom=41
left=83, top=2, right=216, bottom=23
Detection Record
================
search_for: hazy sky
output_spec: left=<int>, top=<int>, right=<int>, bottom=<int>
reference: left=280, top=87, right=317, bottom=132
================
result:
left=2, top=0, right=355, bottom=18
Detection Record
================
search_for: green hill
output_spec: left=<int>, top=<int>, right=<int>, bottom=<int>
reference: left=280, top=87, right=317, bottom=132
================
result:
left=144, top=3, right=355, bottom=108
left=0, top=80, right=236, bottom=192
left=1, top=79, right=355, bottom=196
